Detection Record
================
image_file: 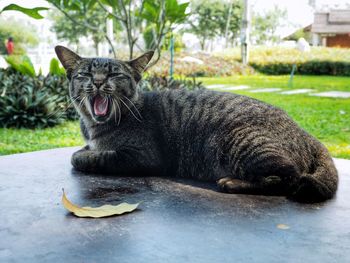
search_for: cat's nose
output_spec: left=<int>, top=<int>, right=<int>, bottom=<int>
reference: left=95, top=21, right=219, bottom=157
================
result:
left=93, top=79, right=104, bottom=88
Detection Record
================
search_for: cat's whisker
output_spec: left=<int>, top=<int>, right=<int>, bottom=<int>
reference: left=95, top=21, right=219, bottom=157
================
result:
left=122, top=95, right=142, bottom=119
left=111, top=100, right=116, bottom=124
left=111, top=97, right=117, bottom=125
left=78, top=96, right=88, bottom=113
left=115, top=98, right=122, bottom=126
left=119, top=97, right=142, bottom=122
left=47, top=95, right=81, bottom=119
left=110, top=95, right=121, bottom=126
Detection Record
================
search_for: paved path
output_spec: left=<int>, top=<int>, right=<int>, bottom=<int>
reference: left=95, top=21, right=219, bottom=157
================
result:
left=207, top=85, right=350, bottom=98
left=0, top=147, right=350, bottom=262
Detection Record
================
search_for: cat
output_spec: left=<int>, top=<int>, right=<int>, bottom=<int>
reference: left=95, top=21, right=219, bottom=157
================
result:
left=55, top=45, right=338, bottom=203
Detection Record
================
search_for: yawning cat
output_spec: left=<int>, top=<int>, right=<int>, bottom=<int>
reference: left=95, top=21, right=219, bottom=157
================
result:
left=55, top=46, right=338, bottom=203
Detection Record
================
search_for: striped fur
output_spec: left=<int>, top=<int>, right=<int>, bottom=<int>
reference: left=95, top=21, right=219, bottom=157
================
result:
left=55, top=46, right=338, bottom=203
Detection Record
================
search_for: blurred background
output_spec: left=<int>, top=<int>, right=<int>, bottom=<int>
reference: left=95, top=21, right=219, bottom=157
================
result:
left=0, top=0, right=349, bottom=159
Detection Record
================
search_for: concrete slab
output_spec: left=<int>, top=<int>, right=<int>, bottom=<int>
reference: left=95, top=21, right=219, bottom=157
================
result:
left=280, top=89, right=314, bottom=95
left=206, top=84, right=226, bottom=89
left=1, top=147, right=350, bottom=263
left=311, top=91, right=350, bottom=98
left=249, top=88, right=282, bottom=93
left=218, top=85, right=250, bottom=91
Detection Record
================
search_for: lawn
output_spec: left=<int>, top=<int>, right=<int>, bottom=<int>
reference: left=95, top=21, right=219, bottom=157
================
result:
left=0, top=74, right=349, bottom=159
left=199, top=75, right=350, bottom=91
left=0, top=121, right=83, bottom=155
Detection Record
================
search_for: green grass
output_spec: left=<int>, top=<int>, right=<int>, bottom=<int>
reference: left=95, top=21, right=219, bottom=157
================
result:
left=0, top=121, right=83, bottom=155
left=199, top=75, right=350, bottom=91
left=0, top=74, right=349, bottom=159
left=199, top=75, right=350, bottom=159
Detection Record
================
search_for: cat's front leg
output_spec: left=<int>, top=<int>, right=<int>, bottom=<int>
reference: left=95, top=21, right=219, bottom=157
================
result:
left=71, top=148, right=116, bottom=173
left=71, top=147, right=161, bottom=175
left=71, top=146, right=91, bottom=172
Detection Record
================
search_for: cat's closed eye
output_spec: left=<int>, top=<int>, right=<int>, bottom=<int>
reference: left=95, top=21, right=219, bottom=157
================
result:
left=76, top=72, right=92, bottom=80
left=108, top=73, right=127, bottom=79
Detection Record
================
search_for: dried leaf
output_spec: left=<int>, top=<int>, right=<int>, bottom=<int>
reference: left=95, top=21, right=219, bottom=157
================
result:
left=62, top=189, right=139, bottom=218
left=276, top=224, right=290, bottom=230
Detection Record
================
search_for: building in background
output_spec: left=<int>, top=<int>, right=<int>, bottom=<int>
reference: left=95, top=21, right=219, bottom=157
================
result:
left=311, top=9, right=350, bottom=47
left=284, top=9, right=350, bottom=48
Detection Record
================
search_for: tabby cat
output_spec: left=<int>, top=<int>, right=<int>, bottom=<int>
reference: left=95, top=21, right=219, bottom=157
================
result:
left=55, top=46, right=338, bottom=203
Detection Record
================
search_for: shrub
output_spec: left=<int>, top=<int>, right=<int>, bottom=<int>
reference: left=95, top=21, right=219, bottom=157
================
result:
left=4, top=55, right=36, bottom=77
left=217, top=46, right=350, bottom=76
left=0, top=64, right=76, bottom=129
left=148, top=52, right=254, bottom=77
left=139, top=75, right=206, bottom=91
left=0, top=82, right=64, bottom=128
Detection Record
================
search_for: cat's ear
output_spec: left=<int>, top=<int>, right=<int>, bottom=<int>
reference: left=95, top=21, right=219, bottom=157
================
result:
left=127, top=51, right=154, bottom=82
left=55, top=45, right=81, bottom=78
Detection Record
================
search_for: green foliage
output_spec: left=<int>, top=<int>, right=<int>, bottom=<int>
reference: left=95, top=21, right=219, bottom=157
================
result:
left=285, top=28, right=311, bottom=42
left=251, top=5, right=287, bottom=44
left=143, top=26, right=155, bottom=50
left=0, top=18, right=39, bottom=55
left=251, top=61, right=350, bottom=76
left=140, top=0, right=189, bottom=25
left=49, top=3, right=107, bottom=55
left=148, top=52, right=254, bottom=77
left=0, top=4, right=48, bottom=19
left=49, top=58, right=66, bottom=76
left=162, top=32, right=185, bottom=52
left=0, top=66, right=77, bottom=129
left=140, top=0, right=189, bottom=51
left=139, top=75, right=205, bottom=91
left=248, top=47, right=350, bottom=76
left=217, top=46, right=350, bottom=76
left=48, top=0, right=97, bottom=12
left=5, top=55, right=36, bottom=77
left=188, top=0, right=242, bottom=49
left=44, top=73, right=78, bottom=121
left=0, top=85, right=63, bottom=129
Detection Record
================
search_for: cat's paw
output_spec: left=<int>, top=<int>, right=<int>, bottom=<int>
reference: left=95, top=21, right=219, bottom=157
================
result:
left=217, top=177, right=257, bottom=194
left=71, top=150, right=98, bottom=173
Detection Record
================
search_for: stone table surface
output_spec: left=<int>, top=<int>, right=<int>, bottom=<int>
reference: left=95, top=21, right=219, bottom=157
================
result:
left=0, top=147, right=350, bottom=263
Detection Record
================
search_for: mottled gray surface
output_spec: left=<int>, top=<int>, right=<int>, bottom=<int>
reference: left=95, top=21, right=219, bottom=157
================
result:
left=0, top=147, right=349, bottom=263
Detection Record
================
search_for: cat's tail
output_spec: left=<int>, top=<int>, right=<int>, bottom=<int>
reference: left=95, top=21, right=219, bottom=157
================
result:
left=290, top=146, right=338, bottom=203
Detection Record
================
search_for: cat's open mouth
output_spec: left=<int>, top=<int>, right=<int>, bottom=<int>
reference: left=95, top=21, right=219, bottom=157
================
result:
left=91, top=95, right=110, bottom=120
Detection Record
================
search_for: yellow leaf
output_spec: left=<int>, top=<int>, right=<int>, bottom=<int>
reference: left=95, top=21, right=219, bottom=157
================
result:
left=62, top=189, right=139, bottom=218
left=276, top=224, right=290, bottom=230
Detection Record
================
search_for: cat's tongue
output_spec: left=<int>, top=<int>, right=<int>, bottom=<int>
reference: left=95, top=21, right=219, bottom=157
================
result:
left=93, top=95, right=108, bottom=116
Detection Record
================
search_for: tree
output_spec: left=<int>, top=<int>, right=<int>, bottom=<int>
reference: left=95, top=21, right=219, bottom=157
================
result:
left=188, top=0, right=242, bottom=50
left=48, top=0, right=189, bottom=68
left=99, top=0, right=189, bottom=66
left=50, top=6, right=107, bottom=55
left=50, top=12, right=87, bottom=51
left=219, top=0, right=242, bottom=47
left=0, top=18, right=39, bottom=55
left=251, top=5, right=287, bottom=45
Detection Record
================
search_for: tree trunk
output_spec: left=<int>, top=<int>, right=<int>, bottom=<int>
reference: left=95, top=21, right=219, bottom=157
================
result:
left=225, top=1, right=233, bottom=48
left=200, top=39, right=206, bottom=50
left=94, top=41, right=99, bottom=56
